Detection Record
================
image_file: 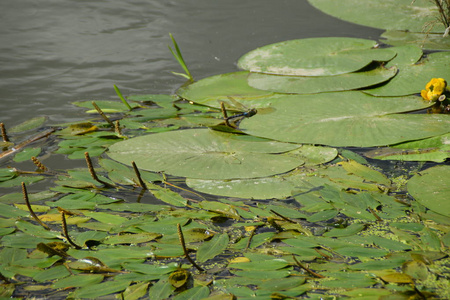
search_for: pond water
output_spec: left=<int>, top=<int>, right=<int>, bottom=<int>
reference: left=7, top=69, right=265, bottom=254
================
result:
left=0, top=0, right=382, bottom=128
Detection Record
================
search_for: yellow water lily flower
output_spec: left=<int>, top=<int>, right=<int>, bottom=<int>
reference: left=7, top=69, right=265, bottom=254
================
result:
left=421, top=78, right=447, bottom=101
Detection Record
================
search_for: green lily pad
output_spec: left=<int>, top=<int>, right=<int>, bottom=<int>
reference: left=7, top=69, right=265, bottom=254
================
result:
left=240, top=91, right=446, bottom=147
left=308, top=0, right=446, bottom=33
left=107, top=129, right=302, bottom=180
left=247, top=65, right=397, bottom=94
left=364, top=51, right=450, bottom=96
left=73, top=100, right=140, bottom=113
left=408, top=165, right=450, bottom=217
left=237, top=37, right=396, bottom=76
left=8, top=117, right=47, bottom=133
left=382, top=30, right=450, bottom=51
left=366, top=133, right=450, bottom=162
left=13, top=147, right=41, bottom=163
left=177, top=71, right=273, bottom=105
left=383, top=45, right=423, bottom=68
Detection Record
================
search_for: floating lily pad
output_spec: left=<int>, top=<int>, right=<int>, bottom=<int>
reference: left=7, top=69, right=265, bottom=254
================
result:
left=237, top=38, right=396, bottom=76
left=73, top=100, right=140, bottom=113
left=8, top=117, right=47, bottom=133
left=247, top=65, right=397, bottom=94
left=408, top=165, right=450, bottom=217
left=187, top=163, right=381, bottom=200
left=364, top=51, right=450, bottom=96
left=384, top=45, right=423, bottom=68
left=107, top=129, right=302, bottom=180
left=240, top=91, right=445, bottom=147
left=381, top=30, right=450, bottom=51
left=308, top=0, right=446, bottom=33
left=366, top=133, right=450, bottom=162
left=177, top=71, right=273, bottom=105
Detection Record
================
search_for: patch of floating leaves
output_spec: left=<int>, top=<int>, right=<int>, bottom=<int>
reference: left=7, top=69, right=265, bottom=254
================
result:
left=0, top=35, right=449, bottom=299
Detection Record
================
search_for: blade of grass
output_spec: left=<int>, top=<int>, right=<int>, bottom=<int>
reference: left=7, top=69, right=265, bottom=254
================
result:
left=168, top=33, right=193, bottom=81
left=113, top=84, right=133, bottom=111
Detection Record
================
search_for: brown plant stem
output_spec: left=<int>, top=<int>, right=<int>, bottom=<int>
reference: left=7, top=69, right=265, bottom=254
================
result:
left=270, top=209, right=296, bottom=223
left=31, top=156, right=48, bottom=171
left=92, top=101, right=114, bottom=127
left=368, top=207, right=383, bottom=222
left=220, top=102, right=232, bottom=128
left=114, top=120, right=121, bottom=135
left=177, top=223, right=204, bottom=272
left=0, top=128, right=55, bottom=160
left=245, top=226, right=257, bottom=251
left=132, top=161, right=147, bottom=190
left=22, top=182, right=50, bottom=230
left=84, top=152, right=114, bottom=187
left=292, top=255, right=325, bottom=278
left=60, top=211, right=82, bottom=249
left=0, top=123, right=9, bottom=142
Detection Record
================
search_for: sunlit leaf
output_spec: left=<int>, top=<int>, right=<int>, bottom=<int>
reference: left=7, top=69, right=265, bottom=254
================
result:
left=8, top=117, right=47, bottom=133
left=177, top=71, right=273, bottom=104
left=408, top=165, right=450, bottom=217
left=197, top=233, right=229, bottom=262
left=107, top=128, right=302, bottom=180
left=73, top=100, right=140, bottom=113
left=247, top=65, right=397, bottom=94
left=308, top=0, right=446, bottom=33
left=70, top=279, right=131, bottom=299
left=381, top=30, right=450, bottom=51
left=238, top=38, right=395, bottom=76
left=364, top=51, right=450, bottom=96
left=240, top=91, right=448, bottom=147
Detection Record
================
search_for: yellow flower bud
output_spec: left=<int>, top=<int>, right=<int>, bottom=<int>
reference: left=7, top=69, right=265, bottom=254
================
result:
left=422, top=78, right=447, bottom=101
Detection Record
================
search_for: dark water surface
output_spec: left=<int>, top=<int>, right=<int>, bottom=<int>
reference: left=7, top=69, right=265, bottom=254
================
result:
left=0, top=0, right=382, bottom=126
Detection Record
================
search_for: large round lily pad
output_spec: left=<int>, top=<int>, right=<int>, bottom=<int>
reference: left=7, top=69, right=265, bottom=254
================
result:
left=247, top=65, right=397, bottom=94
left=177, top=71, right=273, bottom=105
left=308, top=0, right=446, bottom=33
left=240, top=91, right=448, bottom=147
left=107, top=129, right=303, bottom=180
left=237, top=38, right=396, bottom=76
left=364, top=51, right=450, bottom=96
left=408, top=165, right=450, bottom=217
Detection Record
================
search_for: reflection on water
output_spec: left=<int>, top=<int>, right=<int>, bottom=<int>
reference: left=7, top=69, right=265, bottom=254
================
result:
left=0, top=0, right=381, bottom=125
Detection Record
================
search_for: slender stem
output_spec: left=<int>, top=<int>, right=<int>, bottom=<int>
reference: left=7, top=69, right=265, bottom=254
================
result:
left=60, top=212, right=82, bottom=249
left=368, top=207, right=383, bottom=222
left=292, top=255, right=325, bottom=278
left=0, top=123, right=9, bottom=142
left=84, top=152, right=114, bottom=187
left=114, top=120, right=121, bottom=135
left=92, top=101, right=114, bottom=127
left=132, top=161, right=147, bottom=190
left=245, top=226, right=257, bottom=251
left=220, top=102, right=232, bottom=127
left=177, top=223, right=204, bottom=272
left=270, top=209, right=296, bottom=223
left=22, top=182, right=50, bottom=230
left=0, top=128, right=55, bottom=160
